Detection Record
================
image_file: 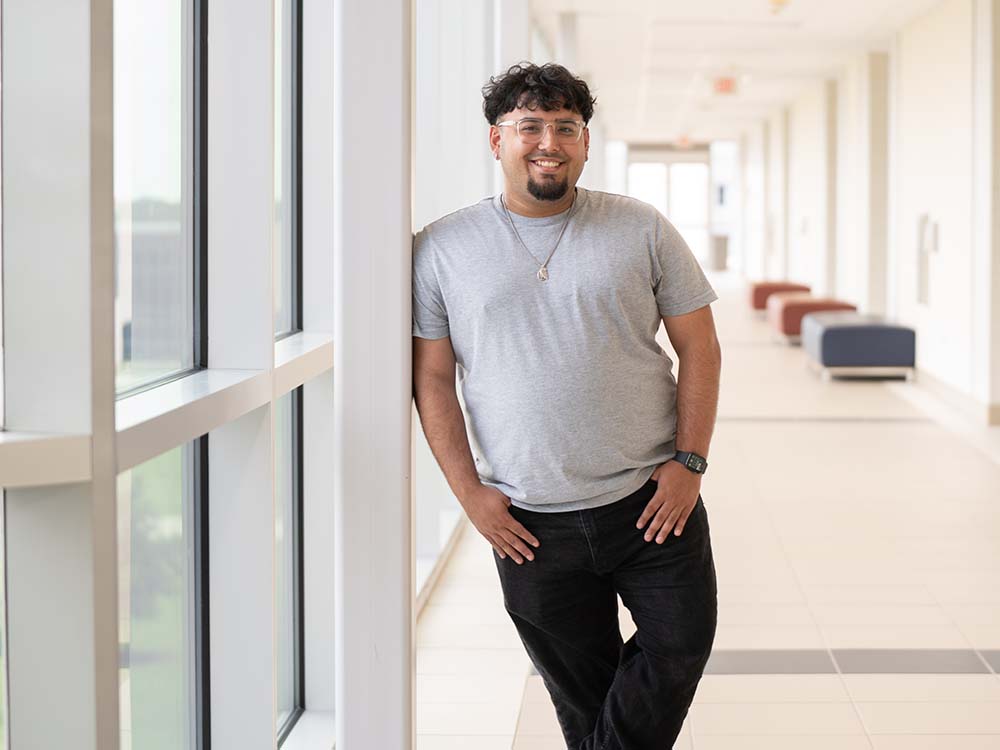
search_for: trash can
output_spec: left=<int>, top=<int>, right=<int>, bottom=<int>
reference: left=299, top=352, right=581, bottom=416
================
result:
left=709, top=234, right=728, bottom=271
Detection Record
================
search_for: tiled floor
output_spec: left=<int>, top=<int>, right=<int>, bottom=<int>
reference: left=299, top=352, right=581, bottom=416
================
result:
left=415, top=271, right=1000, bottom=750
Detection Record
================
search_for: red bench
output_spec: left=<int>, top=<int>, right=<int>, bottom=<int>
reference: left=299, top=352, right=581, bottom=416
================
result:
left=750, top=281, right=811, bottom=311
left=766, top=292, right=857, bottom=340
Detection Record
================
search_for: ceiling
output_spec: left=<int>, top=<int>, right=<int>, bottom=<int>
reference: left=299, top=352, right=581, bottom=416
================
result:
left=531, top=0, right=944, bottom=144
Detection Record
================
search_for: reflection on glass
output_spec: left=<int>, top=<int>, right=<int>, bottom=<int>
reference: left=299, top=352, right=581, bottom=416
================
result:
left=114, top=0, right=194, bottom=393
left=118, top=444, right=196, bottom=750
left=275, top=390, right=299, bottom=733
left=626, top=162, right=668, bottom=216
left=274, top=0, right=295, bottom=336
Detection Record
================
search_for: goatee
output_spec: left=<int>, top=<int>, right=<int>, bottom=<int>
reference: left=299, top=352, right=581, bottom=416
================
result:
left=527, top=175, right=569, bottom=201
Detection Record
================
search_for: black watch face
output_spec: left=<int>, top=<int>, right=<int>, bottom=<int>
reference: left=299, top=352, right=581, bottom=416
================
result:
left=686, top=455, right=707, bottom=473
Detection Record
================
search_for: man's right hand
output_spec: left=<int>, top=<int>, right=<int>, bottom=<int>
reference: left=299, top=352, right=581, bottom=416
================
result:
left=461, top=484, right=540, bottom=564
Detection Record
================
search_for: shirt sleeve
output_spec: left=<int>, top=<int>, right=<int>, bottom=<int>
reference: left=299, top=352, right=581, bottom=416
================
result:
left=650, top=212, right=719, bottom=317
left=412, top=229, right=451, bottom=339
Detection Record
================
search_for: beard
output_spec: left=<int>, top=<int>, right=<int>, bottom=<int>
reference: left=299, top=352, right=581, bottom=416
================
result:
left=527, top=174, right=570, bottom=201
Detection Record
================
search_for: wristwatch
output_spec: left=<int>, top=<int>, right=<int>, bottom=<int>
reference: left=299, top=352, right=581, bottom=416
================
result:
left=672, top=450, right=708, bottom=475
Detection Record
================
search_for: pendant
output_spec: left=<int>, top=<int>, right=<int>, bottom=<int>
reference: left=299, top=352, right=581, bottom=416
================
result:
left=537, top=266, right=549, bottom=281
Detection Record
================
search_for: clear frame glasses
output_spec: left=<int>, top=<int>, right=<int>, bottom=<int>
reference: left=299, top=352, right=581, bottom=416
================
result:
left=495, top=117, right=586, bottom=144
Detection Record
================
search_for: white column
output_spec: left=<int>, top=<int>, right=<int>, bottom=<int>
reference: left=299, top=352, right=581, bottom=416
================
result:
left=207, top=1, right=277, bottom=747
left=494, top=0, right=531, bottom=71
left=302, top=0, right=338, bottom=712
left=867, top=53, right=890, bottom=315
left=972, top=0, right=1000, bottom=421
left=766, top=108, right=790, bottom=279
left=556, top=12, right=577, bottom=68
left=823, top=79, right=839, bottom=297
left=334, top=1, right=413, bottom=749
left=2, top=1, right=118, bottom=748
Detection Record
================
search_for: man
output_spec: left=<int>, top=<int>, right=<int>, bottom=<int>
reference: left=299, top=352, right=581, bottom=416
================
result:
left=411, top=61, right=720, bottom=750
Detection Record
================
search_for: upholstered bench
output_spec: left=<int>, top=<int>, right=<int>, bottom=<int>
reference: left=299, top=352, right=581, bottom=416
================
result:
left=802, top=311, right=916, bottom=379
left=750, top=281, right=811, bottom=311
left=766, top=292, right=857, bottom=342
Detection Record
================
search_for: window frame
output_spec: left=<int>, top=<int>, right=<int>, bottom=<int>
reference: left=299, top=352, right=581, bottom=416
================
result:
left=275, top=0, right=304, bottom=342
left=276, top=385, right=305, bottom=745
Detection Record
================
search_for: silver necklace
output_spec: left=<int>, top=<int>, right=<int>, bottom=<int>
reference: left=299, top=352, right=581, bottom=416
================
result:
left=500, top=190, right=577, bottom=281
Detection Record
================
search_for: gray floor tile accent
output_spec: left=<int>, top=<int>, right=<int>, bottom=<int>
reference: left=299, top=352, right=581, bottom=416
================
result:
left=978, top=650, right=1000, bottom=673
left=704, top=649, right=836, bottom=674
left=833, top=649, right=989, bottom=674
left=530, top=649, right=994, bottom=676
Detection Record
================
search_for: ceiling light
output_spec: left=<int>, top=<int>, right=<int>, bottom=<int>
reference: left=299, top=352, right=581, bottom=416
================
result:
left=769, top=0, right=790, bottom=14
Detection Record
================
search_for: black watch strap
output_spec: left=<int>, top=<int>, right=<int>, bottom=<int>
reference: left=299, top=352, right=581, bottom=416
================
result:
left=672, top=450, right=708, bottom=475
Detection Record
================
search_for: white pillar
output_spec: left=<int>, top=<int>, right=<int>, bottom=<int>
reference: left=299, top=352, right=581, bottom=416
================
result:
left=302, top=0, right=338, bottom=713
left=207, top=0, right=277, bottom=746
left=334, top=1, right=413, bottom=749
left=494, top=0, right=531, bottom=71
left=866, top=54, right=890, bottom=315
left=2, top=1, right=118, bottom=748
left=556, top=12, right=577, bottom=68
left=972, top=0, right=1000, bottom=422
left=823, top=79, right=839, bottom=297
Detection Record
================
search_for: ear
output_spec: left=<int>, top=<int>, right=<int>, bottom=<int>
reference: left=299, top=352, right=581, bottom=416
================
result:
left=584, top=126, right=591, bottom=162
left=489, top=125, right=502, bottom=159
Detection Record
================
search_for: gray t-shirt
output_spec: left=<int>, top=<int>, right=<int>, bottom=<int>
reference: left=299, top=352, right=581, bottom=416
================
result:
left=412, top=188, right=717, bottom=512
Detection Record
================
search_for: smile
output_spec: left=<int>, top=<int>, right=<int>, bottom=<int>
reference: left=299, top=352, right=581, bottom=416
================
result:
left=531, top=160, right=563, bottom=169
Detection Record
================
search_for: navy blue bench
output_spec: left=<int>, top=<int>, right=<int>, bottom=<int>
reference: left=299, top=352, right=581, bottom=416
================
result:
left=802, top=311, right=916, bottom=379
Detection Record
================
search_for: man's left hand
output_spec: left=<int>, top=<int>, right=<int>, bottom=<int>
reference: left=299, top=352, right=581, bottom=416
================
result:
left=636, top=460, right=702, bottom=542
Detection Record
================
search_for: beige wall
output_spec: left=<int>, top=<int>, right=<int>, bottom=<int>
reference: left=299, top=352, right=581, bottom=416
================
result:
left=892, top=0, right=975, bottom=396
left=740, top=123, right=768, bottom=279
left=766, top=109, right=789, bottom=279
left=837, top=52, right=889, bottom=314
left=787, top=81, right=835, bottom=293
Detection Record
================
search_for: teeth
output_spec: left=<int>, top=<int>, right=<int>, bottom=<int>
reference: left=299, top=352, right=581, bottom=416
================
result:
left=534, top=160, right=561, bottom=167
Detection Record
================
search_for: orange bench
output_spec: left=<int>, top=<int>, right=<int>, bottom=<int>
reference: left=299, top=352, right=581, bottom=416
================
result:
left=750, top=281, right=811, bottom=311
left=766, top=292, right=857, bottom=340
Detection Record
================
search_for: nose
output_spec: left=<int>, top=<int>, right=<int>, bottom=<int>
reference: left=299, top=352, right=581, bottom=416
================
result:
left=537, top=123, right=561, bottom=151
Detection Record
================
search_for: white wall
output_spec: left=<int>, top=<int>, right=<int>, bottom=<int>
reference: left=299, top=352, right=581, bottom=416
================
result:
left=739, top=124, right=767, bottom=278
left=892, top=0, right=976, bottom=397
left=787, top=81, right=836, bottom=292
left=837, top=52, right=890, bottom=314
left=765, top=109, right=788, bottom=279
left=414, top=0, right=495, bottom=231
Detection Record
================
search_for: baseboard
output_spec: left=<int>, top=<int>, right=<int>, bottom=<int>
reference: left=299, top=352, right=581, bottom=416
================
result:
left=415, top=515, right=468, bottom=618
left=915, top=368, right=999, bottom=426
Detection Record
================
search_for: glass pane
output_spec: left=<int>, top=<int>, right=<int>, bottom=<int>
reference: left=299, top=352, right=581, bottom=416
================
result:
left=118, top=444, right=196, bottom=750
left=626, top=162, right=668, bottom=216
left=274, top=0, right=295, bottom=336
left=114, top=0, right=194, bottom=393
left=275, top=390, right=298, bottom=731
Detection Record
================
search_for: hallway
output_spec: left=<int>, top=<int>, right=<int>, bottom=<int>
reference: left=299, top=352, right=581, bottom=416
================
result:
left=415, top=272, right=1000, bottom=749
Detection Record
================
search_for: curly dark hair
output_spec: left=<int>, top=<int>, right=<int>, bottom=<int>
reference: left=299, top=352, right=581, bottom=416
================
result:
left=482, top=62, right=597, bottom=125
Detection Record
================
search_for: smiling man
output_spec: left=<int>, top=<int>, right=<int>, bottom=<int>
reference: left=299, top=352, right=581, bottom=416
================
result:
left=411, top=62, right=721, bottom=750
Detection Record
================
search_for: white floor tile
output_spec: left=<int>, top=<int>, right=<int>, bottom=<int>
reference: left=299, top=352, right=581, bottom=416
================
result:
left=690, top=701, right=867, bottom=734
left=856, top=701, right=1000, bottom=734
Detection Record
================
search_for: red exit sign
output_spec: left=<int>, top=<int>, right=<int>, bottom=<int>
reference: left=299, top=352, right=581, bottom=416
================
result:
left=713, top=77, right=737, bottom=94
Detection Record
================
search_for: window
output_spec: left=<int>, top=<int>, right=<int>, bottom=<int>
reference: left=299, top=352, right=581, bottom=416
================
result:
left=114, top=0, right=196, bottom=394
left=275, top=388, right=304, bottom=740
left=117, top=440, right=207, bottom=750
left=627, top=162, right=668, bottom=216
left=274, top=0, right=302, bottom=338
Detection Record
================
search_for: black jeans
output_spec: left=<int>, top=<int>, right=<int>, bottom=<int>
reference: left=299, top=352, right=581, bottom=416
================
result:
left=494, top=479, right=718, bottom=750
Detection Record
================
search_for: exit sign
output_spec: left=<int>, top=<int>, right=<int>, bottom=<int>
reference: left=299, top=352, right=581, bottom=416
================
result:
left=713, top=77, right=737, bottom=94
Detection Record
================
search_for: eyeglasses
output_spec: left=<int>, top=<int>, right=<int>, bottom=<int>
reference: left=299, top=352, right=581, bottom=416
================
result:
left=495, top=117, right=586, bottom=144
